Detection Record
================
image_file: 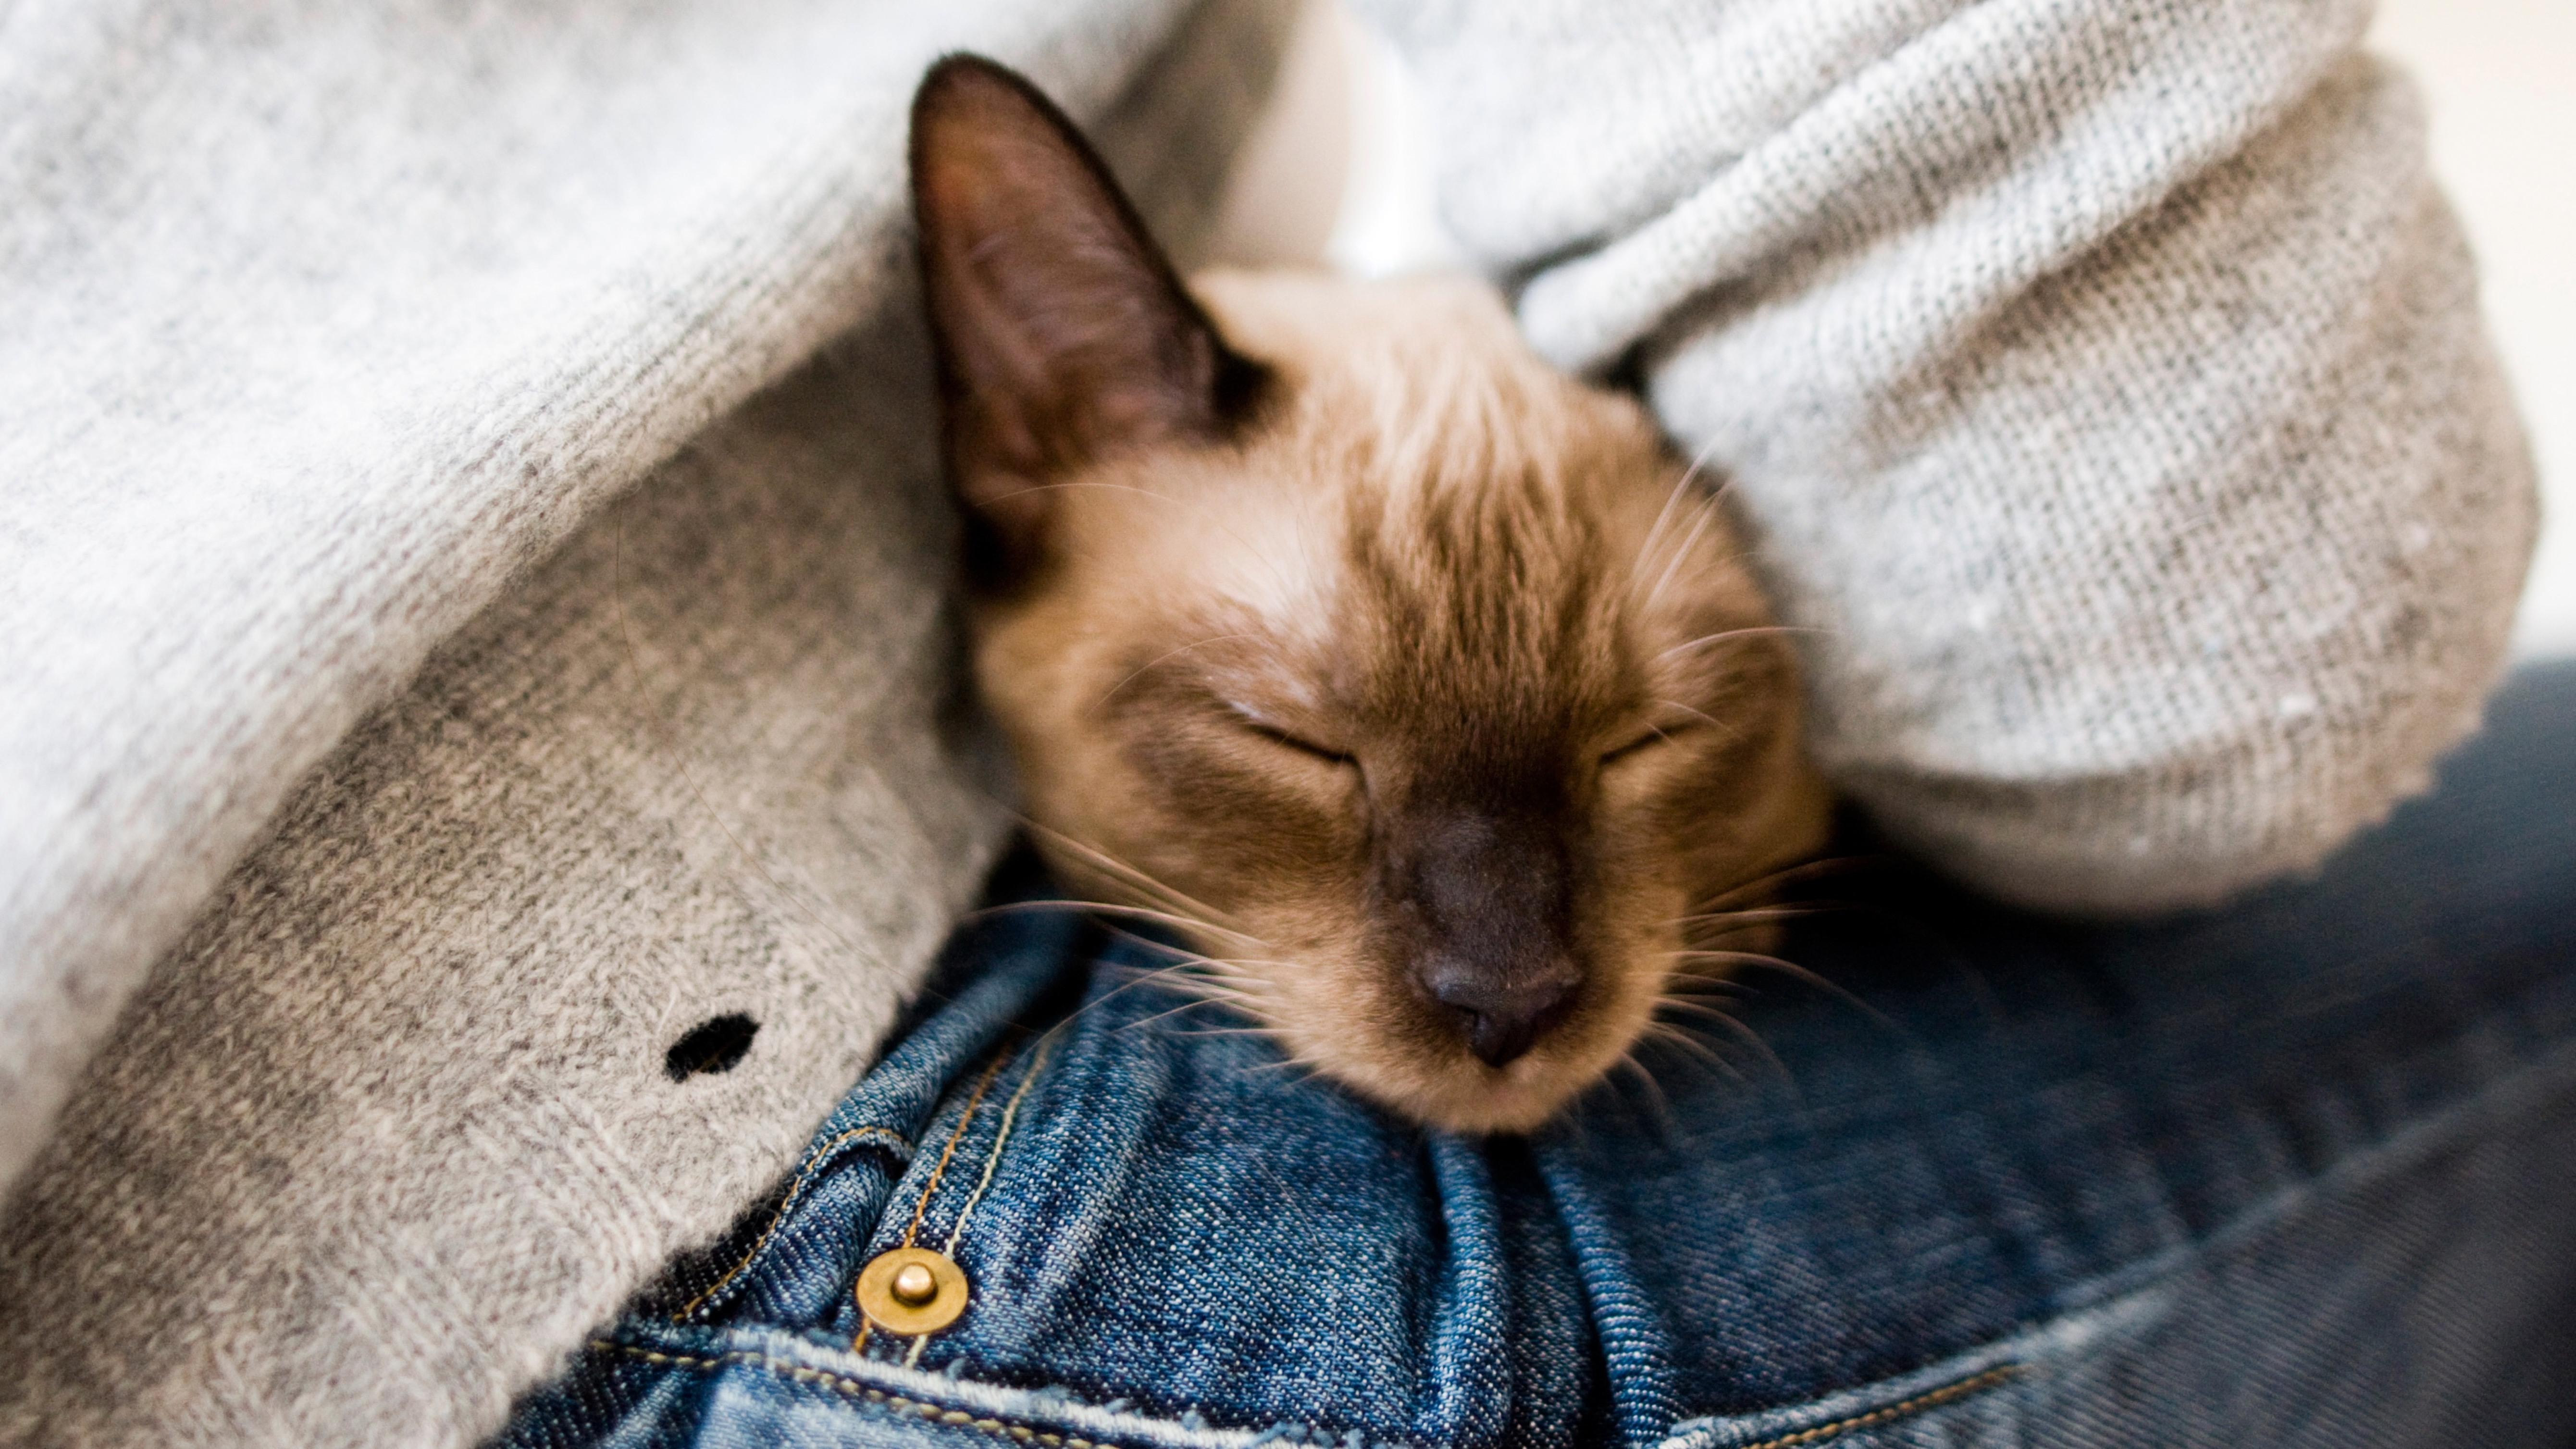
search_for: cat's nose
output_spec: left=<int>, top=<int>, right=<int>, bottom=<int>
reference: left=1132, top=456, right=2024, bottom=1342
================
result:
left=1422, top=964, right=1578, bottom=1067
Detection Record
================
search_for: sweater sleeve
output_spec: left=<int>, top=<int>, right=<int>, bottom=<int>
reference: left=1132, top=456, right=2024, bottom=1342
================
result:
left=1350, top=0, right=2539, bottom=913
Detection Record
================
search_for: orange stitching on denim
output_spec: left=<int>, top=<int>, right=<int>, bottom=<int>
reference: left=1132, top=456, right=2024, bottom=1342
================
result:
left=942, top=1037, right=1054, bottom=1258
left=901, top=1041, right=1017, bottom=1250
left=592, top=1340, right=1106, bottom=1447
left=673, top=1124, right=914, bottom=1322
left=1726, top=1365, right=2020, bottom=1449
left=876, top=1036, right=1015, bottom=1351
left=859, top=1041, right=1018, bottom=1357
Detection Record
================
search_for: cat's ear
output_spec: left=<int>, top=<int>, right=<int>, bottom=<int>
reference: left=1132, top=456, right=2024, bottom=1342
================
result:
left=909, top=55, right=1260, bottom=582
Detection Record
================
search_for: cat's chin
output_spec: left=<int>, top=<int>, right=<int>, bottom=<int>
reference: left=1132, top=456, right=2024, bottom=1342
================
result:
left=1310, top=1034, right=1635, bottom=1137
left=1359, top=1062, right=1598, bottom=1137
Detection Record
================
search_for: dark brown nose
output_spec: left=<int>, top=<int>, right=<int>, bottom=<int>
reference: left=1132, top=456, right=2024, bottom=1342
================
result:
left=1390, top=804, right=1585, bottom=1068
left=1420, top=959, right=1578, bottom=1066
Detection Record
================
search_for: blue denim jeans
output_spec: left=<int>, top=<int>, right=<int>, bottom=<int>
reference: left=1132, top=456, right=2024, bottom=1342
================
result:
left=496, top=664, right=2576, bottom=1449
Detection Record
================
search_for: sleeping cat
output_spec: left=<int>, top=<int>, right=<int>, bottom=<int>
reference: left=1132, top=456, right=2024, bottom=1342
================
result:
left=909, top=55, right=1831, bottom=1134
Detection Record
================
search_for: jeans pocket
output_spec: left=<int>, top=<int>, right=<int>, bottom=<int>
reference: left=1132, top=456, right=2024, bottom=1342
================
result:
left=1653, top=1291, right=2164, bottom=1449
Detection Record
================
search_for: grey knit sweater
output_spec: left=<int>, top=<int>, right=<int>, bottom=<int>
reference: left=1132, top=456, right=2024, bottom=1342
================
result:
left=1353, top=0, right=2536, bottom=912
left=0, top=0, right=1293, bottom=1442
left=0, top=0, right=2536, bottom=1443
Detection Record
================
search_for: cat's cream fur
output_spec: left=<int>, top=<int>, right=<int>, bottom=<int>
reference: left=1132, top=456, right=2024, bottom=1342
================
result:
left=913, top=57, right=1830, bottom=1132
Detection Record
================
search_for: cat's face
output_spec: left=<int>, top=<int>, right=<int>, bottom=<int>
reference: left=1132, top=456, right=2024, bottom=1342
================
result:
left=912, top=58, right=1829, bottom=1132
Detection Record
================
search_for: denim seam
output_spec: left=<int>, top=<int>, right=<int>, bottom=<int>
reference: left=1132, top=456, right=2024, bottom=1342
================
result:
left=589, top=1341, right=1115, bottom=1447
left=862, top=1041, right=1019, bottom=1356
left=942, top=1037, right=1055, bottom=1258
left=901, top=1042, right=1019, bottom=1249
left=1690, top=1366, right=2021, bottom=1449
left=899, top=1037, right=1059, bottom=1368
left=673, top=1125, right=917, bottom=1322
left=592, top=1336, right=1406, bottom=1449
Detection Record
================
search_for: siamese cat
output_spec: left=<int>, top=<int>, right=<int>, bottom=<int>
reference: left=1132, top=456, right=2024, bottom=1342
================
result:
left=910, top=56, right=1829, bottom=1134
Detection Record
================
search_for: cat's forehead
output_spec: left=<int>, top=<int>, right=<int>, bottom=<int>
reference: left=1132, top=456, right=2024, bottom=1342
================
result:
left=1206, top=272, right=1658, bottom=551
left=1087, top=270, right=1751, bottom=724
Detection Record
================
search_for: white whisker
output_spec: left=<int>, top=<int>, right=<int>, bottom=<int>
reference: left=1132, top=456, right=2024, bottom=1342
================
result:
left=1638, top=494, right=1721, bottom=618
left=1652, top=696, right=1746, bottom=746
left=1689, top=855, right=1889, bottom=915
left=1640, top=1021, right=1751, bottom=1089
left=1652, top=1006, right=1795, bottom=1095
left=1651, top=624, right=1818, bottom=664
left=1626, top=460, right=1704, bottom=593
left=1670, top=949, right=1900, bottom=1039
left=1611, top=1052, right=1675, bottom=1133
left=1091, top=634, right=1265, bottom=711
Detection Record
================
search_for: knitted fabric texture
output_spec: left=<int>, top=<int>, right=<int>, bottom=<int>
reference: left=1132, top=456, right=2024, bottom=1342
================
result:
left=1353, top=0, right=2537, bottom=911
left=0, top=0, right=1292, bottom=1442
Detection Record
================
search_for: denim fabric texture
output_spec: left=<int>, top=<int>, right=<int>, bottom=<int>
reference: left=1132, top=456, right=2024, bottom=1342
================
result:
left=495, top=665, right=2576, bottom=1449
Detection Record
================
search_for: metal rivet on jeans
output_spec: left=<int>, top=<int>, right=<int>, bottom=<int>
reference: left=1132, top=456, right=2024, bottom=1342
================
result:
left=857, top=1247, right=969, bottom=1335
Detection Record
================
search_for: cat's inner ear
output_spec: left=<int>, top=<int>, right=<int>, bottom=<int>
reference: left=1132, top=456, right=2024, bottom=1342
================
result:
left=909, top=56, right=1257, bottom=576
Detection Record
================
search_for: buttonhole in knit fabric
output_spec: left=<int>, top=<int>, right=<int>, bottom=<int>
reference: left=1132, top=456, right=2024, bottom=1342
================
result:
left=665, top=1015, right=759, bottom=1080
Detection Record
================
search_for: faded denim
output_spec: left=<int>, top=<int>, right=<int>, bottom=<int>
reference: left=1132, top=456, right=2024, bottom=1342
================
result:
left=495, top=664, right=2576, bottom=1448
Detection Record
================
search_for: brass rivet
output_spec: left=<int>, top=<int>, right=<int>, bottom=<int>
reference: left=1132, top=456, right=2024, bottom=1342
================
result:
left=856, top=1247, right=969, bottom=1335
left=891, top=1262, right=937, bottom=1305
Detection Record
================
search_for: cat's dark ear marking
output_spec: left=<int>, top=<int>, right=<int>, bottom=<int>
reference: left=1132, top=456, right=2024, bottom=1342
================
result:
left=909, top=54, right=1264, bottom=586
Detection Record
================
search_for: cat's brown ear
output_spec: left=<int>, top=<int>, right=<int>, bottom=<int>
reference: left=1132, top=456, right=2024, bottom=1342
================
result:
left=910, top=54, right=1260, bottom=583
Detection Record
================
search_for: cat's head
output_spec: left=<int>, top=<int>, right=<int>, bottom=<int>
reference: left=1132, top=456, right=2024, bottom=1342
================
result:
left=910, top=56, right=1829, bottom=1133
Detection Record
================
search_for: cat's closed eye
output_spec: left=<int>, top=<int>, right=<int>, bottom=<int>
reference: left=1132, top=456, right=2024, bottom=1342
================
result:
left=1599, top=726, right=1690, bottom=768
left=1229, top=708, right=1358, bottom=770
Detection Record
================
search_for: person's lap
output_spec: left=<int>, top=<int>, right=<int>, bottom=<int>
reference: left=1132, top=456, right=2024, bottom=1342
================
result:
left=496, top=663, right=2576, bottom=1449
